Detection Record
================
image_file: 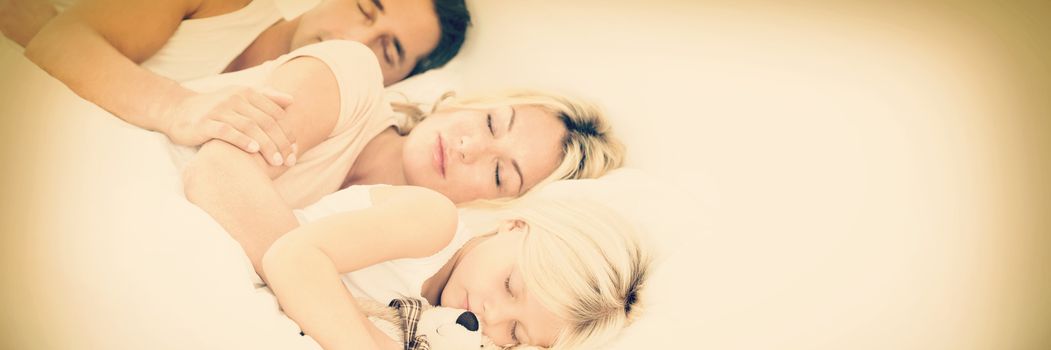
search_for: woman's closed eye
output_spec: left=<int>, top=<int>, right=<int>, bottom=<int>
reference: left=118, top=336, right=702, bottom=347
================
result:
left=489, top=113, right=503, bottom=188
left=494, top=163, right=502, bottom=188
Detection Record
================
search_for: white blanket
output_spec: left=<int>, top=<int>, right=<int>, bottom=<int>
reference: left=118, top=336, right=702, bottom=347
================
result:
left=1, top=31, right=690, bottom=348
left=1, top=36, right=322, bottom=350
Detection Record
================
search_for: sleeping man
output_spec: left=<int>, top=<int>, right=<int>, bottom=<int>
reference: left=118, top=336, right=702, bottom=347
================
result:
left=2, top=0, right=470, bottom=166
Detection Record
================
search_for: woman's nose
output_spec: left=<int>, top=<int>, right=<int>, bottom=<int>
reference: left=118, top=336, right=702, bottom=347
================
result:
left=457, top=136, right=488, bottom=163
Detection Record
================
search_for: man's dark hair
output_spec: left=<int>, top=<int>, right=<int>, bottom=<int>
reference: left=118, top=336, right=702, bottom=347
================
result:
left=410, top=0, right=471, bottom=76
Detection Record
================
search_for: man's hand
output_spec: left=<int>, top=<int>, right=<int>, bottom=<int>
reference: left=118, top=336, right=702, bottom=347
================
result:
left=163, top=86, right=299, bottom=167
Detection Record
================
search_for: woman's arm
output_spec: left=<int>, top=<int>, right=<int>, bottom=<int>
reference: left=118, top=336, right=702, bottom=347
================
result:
left=22, top=0, right=297, bottom=163
left=263, top=186, right=458, bottom=350
left=182, top=55, right=341, bottom=277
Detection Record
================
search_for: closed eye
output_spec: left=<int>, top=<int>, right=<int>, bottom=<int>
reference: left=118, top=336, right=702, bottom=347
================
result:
left=381, top=38, right=393, bottom=66
left=487, top=114, right=495, bottom=135
left=505, top=275, right=520, bottom=345
left=357, top=1, right=373, bottom=21
left=495, top=163, right=501, bottom=188
left=510, top=321, right=519, bottom=345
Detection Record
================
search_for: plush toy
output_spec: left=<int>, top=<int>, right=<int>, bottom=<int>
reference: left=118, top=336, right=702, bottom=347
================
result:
left=357, top=297, right=501, bottom=350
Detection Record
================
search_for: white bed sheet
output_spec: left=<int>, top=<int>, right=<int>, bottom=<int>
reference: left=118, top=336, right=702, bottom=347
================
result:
left=4, top=1, right=1044, bottom=348
left=1, top=36, right=322, bottom=350
left=1, top=35, right=692, bottom=349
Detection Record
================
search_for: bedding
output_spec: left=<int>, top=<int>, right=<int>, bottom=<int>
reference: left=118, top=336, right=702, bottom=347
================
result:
left=2, top=35, right=323, bottom=349
left=5, top=1, right=1043, bottom=348
left=1, top=33, right=688, bottom=349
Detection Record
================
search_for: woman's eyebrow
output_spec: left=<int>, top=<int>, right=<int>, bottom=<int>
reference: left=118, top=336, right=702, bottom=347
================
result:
left=513, top=160, right=524, bottom=195
left=371, top=0, right=385, bottom=11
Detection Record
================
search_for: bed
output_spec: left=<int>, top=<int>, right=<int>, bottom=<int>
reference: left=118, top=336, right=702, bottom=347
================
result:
left=3, top=1, right=1045, bottom=349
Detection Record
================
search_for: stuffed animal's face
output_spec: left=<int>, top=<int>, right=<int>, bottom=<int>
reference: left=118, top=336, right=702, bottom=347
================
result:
left=389, top=298, right=494, bottom=350
left=415, top=305, right=482, bottom=350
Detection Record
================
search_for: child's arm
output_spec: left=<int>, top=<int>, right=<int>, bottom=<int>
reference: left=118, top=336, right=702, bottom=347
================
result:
left=262, top=186, right=458, bottom=350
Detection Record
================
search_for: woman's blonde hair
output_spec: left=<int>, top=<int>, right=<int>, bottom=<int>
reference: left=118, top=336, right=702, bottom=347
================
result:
left=508, top=198, right=651, bottom=350
left=391, top=91, right=625, bottom=198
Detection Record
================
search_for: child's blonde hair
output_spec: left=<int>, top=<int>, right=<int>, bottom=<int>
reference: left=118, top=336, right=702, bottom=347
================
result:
left=509, top=198, right=651, bottom=350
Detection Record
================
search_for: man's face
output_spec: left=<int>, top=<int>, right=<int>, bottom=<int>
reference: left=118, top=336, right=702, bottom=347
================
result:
left=292, top=0, right=441, bottom=85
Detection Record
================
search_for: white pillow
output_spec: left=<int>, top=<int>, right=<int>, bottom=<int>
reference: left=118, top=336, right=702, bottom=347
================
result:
left=383, top=66, right=462, bottom=108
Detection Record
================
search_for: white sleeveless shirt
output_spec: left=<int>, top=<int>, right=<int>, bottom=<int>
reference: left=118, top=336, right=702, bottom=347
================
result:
left=45, top=0, right=320, bottom=81
left=293, top=185, right=475, bottom=304
left=175, top=40, right=397, bottom=208
left=141, top=0, right=320, bottom=82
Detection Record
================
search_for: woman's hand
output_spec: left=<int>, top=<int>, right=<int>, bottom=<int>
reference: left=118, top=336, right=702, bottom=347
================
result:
left=0, top=0, right=57, bottom=46
left=163, top=86, right=299, bottom=167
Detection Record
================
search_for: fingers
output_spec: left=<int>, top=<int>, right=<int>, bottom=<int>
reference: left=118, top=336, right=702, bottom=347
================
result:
left=235, top=102, right=295, bottom=167
left=203, top=119, right=260, bottom=155
left=168, top=87, right=298, bottom=167
left=219, top=111, right=289, bottom=167
left=242, top=88, right=298, bottom=166
left=258, top=87, right=294, bottom=108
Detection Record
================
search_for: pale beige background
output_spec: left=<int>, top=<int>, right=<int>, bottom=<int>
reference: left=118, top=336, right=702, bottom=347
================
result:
left=1, top=0, right=1049, bottom=349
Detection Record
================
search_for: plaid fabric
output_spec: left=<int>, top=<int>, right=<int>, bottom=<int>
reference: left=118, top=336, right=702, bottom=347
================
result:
left=389, top=298, right=426, bottom=350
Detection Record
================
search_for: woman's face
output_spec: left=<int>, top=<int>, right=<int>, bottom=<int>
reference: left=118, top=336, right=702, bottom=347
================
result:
left=440, top=221, right=568, bottom=348
left=402, top=104, right=567, bottom=203
left=292, top=0, right=441, bottom=85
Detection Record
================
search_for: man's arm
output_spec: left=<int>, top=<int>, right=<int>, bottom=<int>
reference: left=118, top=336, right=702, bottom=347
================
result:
left=0, top=0, right=57, bottom=46
left=182, top=56, right=340, bottom=277
left=23, top=0, right=297, bottom=164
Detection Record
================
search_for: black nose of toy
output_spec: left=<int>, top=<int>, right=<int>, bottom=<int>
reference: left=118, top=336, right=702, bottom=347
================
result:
left=456, top=311, right=479, bottom=332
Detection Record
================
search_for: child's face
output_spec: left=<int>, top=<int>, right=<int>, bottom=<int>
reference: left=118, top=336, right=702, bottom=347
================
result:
left=401, top=105, right=566, bottom=204
left=439, top=220, right=568, bottom=348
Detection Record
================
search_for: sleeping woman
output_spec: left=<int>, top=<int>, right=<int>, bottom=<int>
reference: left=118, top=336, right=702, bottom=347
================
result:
left=176, top=39, right=625, bottom=277
left=264, top=192, right=651, bottom=350
left=172, top=38, right=636, bottom=350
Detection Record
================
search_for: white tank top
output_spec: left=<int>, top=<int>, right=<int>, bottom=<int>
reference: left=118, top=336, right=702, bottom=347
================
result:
left=293, top=185, right=475, bottom=304
left=173, top=40, right=398, bottom=208
left=140, top=0, right=320, bottom=82
left=47, top=0, right=320, bottom=81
